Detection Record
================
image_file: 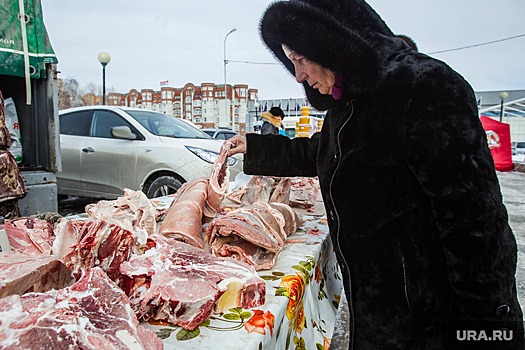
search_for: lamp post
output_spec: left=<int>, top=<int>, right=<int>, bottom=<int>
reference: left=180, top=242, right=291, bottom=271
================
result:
left=253, top=101, right=260, bottom=133
left=98, top=52, right=111, bottom=105
left=223, top=28, right=236, bottom=128
left=499, top=91, right=508, bottom=122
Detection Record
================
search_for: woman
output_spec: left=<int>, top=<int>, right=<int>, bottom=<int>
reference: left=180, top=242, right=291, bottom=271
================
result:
left=228, top=0, right=524, bottom=349
left=260, top=106, right=285, bottom=135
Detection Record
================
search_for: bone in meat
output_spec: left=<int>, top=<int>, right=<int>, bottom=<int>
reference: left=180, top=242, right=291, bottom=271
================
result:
left=119, top=234, right=265, bottom=330
left=0, top=267, right=163, bottom=350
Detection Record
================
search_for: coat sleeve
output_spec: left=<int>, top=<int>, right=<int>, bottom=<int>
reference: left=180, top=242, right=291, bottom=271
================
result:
left=243, top=133, right=319, bottom=177
left=405, top=64, right=521, bottom=329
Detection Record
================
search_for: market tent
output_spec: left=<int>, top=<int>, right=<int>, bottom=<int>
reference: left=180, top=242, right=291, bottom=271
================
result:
left=480, top=115, right=513, bottom=172
left=0, top=0, right=58, bottom=103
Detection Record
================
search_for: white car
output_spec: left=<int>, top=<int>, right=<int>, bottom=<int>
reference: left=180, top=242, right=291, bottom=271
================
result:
left=58, top=106, right=242, bottom=199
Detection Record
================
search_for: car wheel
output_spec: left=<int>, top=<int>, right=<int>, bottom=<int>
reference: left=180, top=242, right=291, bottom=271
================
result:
left=144, top=175, right=183, bottom=198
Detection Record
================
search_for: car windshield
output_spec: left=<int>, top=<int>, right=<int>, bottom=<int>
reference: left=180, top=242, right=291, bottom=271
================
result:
left=126, top=110, right=211, bottom=139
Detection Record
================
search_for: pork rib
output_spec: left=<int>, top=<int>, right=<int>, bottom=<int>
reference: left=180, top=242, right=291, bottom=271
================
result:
left=0, top=267, right=163, bottom=350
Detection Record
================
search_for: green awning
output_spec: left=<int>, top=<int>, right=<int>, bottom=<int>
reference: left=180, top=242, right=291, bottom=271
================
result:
left=0, top=0, right=58, bottom=79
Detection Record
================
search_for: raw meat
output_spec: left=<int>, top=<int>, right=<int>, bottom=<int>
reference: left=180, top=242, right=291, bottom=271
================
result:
left=85, top=188, right=157, bottom=246
left=206, top=201, right=286, bottom=270
left=3, top=217, right=54, bottom=255
left=119, top=234, right=265, bottom=330
left=158, top=177, right=209, bottom=249
left=206, top=141, right=231, bottom=213
left=0, top=267, right=163, bottom=350
left=241, top=176, right=275, bottom=205
left=0, top=252, right=71, bottom=298
left=269, top=177, right=291, bottom=204
left=289, top=177, right=319, bottom=209
left=53, top=219, right=134, bottom=281
left=269, top=202, right=303, bottom=236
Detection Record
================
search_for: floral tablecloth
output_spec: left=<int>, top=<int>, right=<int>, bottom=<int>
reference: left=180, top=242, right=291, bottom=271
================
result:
left=144, top=197, right=343, bottom=350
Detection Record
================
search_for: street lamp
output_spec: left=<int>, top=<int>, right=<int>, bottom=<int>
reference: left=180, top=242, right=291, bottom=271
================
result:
left=98, top=52, right=111, bottom=105
left=223, top=28, right=236, bottom=128
left=253, top=101, right=260, bottom=133
left=499, top=91, right=508, bottom=122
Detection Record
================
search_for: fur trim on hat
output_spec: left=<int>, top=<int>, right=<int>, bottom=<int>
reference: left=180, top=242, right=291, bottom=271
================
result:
left=261, top=111, right=284, bottom=128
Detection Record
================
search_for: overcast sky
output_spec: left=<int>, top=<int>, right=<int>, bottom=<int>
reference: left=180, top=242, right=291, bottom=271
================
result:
left=42, top=0, right=524, bottom=100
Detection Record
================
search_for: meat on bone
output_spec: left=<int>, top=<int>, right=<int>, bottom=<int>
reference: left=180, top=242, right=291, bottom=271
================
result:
left=119, top=234, right=265, bottom=330
left=3, top=217, right=54, bottom=255
left=0, top=252, right=72, bottom=298
left=0, top=267, right=163, bottom=350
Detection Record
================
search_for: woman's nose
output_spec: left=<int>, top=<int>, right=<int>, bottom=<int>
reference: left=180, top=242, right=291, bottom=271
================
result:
left=294, top=66, right=307, bottom=83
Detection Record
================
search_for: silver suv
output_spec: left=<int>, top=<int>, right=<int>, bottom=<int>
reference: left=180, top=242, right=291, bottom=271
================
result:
left=58, top=106, right=242, bottom=199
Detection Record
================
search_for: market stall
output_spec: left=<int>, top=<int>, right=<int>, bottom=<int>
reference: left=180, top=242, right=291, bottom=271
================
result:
left=142, top=195, right=342, bottom=350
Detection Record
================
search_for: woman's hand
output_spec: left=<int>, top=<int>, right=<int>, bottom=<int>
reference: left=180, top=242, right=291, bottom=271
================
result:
left=227, top=135, right=247, bottom=156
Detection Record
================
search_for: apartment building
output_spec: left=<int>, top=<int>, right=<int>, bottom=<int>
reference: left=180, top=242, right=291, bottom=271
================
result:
left=83, top=82, right=259, bottom=135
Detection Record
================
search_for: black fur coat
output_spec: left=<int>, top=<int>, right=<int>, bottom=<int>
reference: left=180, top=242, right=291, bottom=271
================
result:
left=243, top=0, right=524, bottom=349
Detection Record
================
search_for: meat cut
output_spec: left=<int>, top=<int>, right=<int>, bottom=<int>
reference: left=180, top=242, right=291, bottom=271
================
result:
left=0, top=267, right=163, bottom=350
left=289, top=177, right=319, bottom=209
left=158, top=177, right=209, bottom=249
left=119, top=234, right=266, bottom=330
left=206, top=201, right=301, bottom=270
left=206, top=141, right=232, bottom=213
left=53, top=219, right=134, bottom=281
left=85, top=188, right=157, bottom=247
left=0, top=252, right=71, bottom=298
left=3, top=217, right=54, bottom=255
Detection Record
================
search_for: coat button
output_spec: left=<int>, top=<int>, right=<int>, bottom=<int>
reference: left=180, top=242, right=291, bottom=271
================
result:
left=495, top=304, right=510, bottom=317
left=334, top=153, right=338, bottom=160
left=330, top=210, right=335, bottom=220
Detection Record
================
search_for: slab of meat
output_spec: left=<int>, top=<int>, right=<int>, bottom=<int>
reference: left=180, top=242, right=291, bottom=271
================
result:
left=289, top=177, right=319, bottom=209
left=269, top=202, right=303, bottom=237
left=241, top=176, right=275, bottom=205
left=0, top=267, right=163, bottom=350
left=3, top=217, right=54, bottom=255
left=158, top=177, right=208, bottom=249
left=119, top=234, right=265, bottom=330
left=269, top=177, right=291, bottom=205
left=206, top=201, right=287, bottom=270
left=206, top=141, right=232, bottom=213
left=0, top=252, right=71, bottom=298
left=85, top=188, right=157, bottom=247
left=52, top=219, right=134, bottom=281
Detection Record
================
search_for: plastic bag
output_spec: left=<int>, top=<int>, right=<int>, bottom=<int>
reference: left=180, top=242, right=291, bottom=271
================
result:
left=4, top=98, right=22, bottom=164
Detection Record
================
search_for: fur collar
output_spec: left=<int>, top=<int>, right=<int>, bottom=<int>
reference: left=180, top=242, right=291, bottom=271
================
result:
left=261, top=111, right=284, bottom=128
left=260, top=0, right=407, bottom=110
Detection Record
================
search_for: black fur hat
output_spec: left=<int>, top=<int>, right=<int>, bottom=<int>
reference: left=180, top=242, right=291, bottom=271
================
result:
left=270, top=106, right=285, bottom=118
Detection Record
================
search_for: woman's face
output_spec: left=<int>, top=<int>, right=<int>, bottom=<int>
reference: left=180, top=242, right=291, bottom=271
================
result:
left=288, top=52, right=335, bottom=95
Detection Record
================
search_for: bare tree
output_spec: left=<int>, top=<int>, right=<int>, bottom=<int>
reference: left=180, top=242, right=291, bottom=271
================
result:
left=57, top=77, right=82, bottom=110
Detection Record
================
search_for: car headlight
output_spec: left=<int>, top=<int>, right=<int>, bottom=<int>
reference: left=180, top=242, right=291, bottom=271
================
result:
left=185, top=146, right=237, bottom=166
